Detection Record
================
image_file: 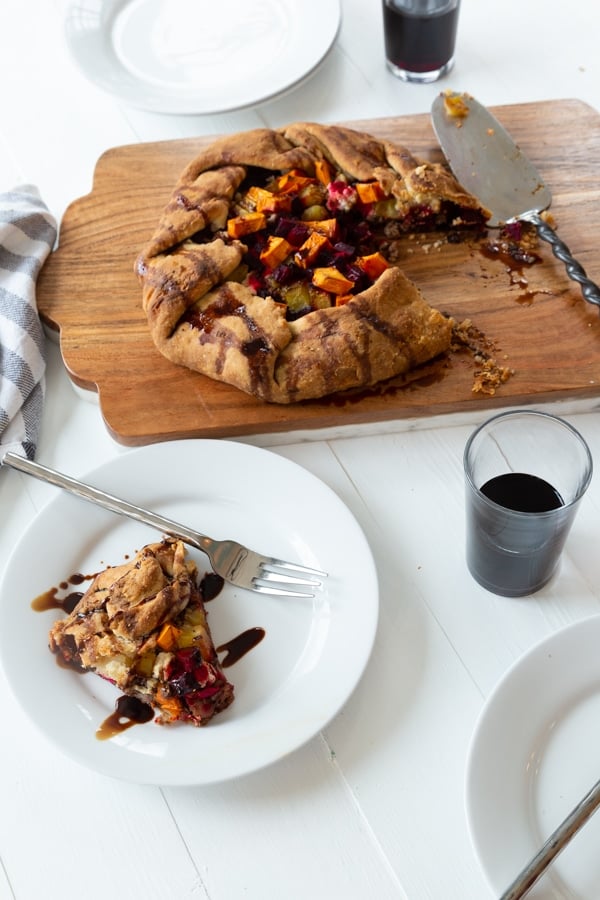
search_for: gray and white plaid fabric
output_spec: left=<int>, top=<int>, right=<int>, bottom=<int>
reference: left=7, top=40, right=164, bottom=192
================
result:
left=0, top=186, right=57, bottom=461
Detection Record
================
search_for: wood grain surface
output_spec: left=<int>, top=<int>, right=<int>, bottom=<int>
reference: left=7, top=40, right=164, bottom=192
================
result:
left=37, top=100, right=600, bottom=446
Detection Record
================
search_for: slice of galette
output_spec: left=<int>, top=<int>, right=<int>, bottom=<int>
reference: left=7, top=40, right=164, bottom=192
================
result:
left=135, top=121, right=490, bottom=404
left=49, top=538, right=234, bottom=726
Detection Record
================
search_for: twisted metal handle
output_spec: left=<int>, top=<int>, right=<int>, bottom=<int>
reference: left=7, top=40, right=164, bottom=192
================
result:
left=522, top=212, right=600, bottom=309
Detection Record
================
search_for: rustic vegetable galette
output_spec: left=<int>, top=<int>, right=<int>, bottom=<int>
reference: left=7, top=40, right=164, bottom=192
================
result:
left=49, top=539, right=233, bottom=726
left=135, top=122, right=490, bottom=403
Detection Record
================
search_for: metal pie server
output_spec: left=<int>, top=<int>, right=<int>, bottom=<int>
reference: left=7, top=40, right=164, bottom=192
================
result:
left=431, top=91, right=600, bottom=310
left=499, top=775, right=600, bottom=899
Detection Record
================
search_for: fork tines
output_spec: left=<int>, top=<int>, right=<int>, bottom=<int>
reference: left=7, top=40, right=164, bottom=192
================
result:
left=263, top=559, right=327, bottom=584
left=252, top=559, right=327, bottom=597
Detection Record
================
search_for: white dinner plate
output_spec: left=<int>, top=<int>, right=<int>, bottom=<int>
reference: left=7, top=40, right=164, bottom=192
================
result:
left=466, top=616, right=600, bottom=898
left=0, top=440, right=378, bottom=785
left=64, top=0, right=341, bottom=115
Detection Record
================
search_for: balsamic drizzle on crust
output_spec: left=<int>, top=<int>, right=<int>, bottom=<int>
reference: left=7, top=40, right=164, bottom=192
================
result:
left=136, top=123, right=490, bottom=403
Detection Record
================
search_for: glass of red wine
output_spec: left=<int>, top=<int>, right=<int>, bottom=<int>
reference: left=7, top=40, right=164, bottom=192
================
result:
left=382, top=0, right=461, bottom=83
left=464, top=410, right=593, bottom=597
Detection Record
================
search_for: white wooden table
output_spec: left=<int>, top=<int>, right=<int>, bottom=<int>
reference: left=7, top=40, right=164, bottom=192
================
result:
left=1, top=2, right=600, bottom=898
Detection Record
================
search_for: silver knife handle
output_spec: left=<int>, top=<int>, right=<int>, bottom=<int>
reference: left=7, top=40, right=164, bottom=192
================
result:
left=524, top=212, right=600, bottom=308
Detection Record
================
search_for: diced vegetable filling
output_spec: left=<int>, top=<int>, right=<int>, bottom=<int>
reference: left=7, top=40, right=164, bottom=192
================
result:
left=192, top=165, right=477, bottom=320
left=225, top=168, right=394, bottom=319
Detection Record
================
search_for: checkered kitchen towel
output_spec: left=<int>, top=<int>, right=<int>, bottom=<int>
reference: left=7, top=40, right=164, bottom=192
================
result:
left=0, top=186, right=57, bottom=461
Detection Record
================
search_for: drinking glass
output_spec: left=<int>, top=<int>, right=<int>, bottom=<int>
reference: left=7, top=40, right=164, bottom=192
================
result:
left=464, top=410, right=593, bottom=597
left=382, top=0, right=461, bottom=83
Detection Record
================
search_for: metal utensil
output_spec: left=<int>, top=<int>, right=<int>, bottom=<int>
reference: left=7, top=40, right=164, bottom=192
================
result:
left=2, top=451, right=326, bottom=598
left=431, top=91, right=600, bottom=310
left=499, top=776, right=600, bottom=899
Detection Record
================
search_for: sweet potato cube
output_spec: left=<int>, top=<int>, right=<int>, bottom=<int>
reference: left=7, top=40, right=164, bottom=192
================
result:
left=246, top=185, right=292, bottom=214
left=157, top=622, right=181, bottom=651
left=355, top=181, right=386, bottom=204
left=246, top=185, right=275, bottom=207
left=312, top=267, right=354, bottom=295
left=227, top=212, right=267, bottom=238
left=304, top=218, right=338, bottom=240
left=156, top=687, right=182, bottom=719
left=335, top=294, right=353, bottom=306
left=260, top=236, right=293, bottom=269
left=294, top=232, right=330, bottom=268
left=268, top=194, right=293, bottom=214
left=315, top=158, right=335, bottom=186
left=356, top=252, right=389, bottom=279
left=276, top=171, right=315, bottom=194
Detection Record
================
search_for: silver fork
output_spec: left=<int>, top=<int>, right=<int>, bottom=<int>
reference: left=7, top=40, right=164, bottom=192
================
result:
left=2, top=451, right=326, bottom=598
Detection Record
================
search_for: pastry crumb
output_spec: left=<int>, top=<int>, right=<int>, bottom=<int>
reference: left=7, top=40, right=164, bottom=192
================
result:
left=472, top=356, right=514, bottom=395
left=450, top=318, right=514, bottom=395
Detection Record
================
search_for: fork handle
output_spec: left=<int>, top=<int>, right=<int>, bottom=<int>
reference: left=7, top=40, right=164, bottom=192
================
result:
left=1, top=451, right=212, bottom=557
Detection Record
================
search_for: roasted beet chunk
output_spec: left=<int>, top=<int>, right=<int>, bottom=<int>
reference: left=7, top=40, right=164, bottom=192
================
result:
left=165, top=647, right=223, bottom=705
left=275, top=217, right=310, bottom=246
left=271, top=262, right=298, bottom=286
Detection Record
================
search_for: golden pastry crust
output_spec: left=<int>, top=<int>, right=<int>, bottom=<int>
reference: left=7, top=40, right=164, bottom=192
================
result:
left=49, top=540, right=234, bottom=726
left=136, top=122, right=489, bottom=403
left=274, top=267, right=452, bottom=402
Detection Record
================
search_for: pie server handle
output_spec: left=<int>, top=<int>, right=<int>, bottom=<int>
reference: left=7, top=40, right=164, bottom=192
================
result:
left=522, top=210, right=600, bottom=308
left=431, top=92, right=600, bottom=311
left=499, top=775, right=600, bottom=899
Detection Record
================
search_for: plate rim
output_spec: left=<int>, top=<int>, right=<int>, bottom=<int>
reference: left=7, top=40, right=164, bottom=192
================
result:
left=63, top=0, right=341, bottom=115
left=0, top=439, right=378, bottom=785
left=465, top=614, right=600, bottom=895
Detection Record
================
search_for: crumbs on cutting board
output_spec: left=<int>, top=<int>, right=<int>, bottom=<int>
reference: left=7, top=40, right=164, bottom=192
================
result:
left=450, top=318, right=514, bottom=395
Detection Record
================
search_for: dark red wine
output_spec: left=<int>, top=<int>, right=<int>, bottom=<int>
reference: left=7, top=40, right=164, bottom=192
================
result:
left=480, top=472, right=564, bottom=513
left=383, top=3, right=459, bottom=75
left=466, top=472, right=574, bottom=597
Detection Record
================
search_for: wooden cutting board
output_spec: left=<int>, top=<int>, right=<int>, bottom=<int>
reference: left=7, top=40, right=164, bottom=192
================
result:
left=37, top=99, right=600, bottom=446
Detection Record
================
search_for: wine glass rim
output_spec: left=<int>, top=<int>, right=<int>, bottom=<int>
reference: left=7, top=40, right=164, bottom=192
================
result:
left=463, top=409, right=594, bottom=512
